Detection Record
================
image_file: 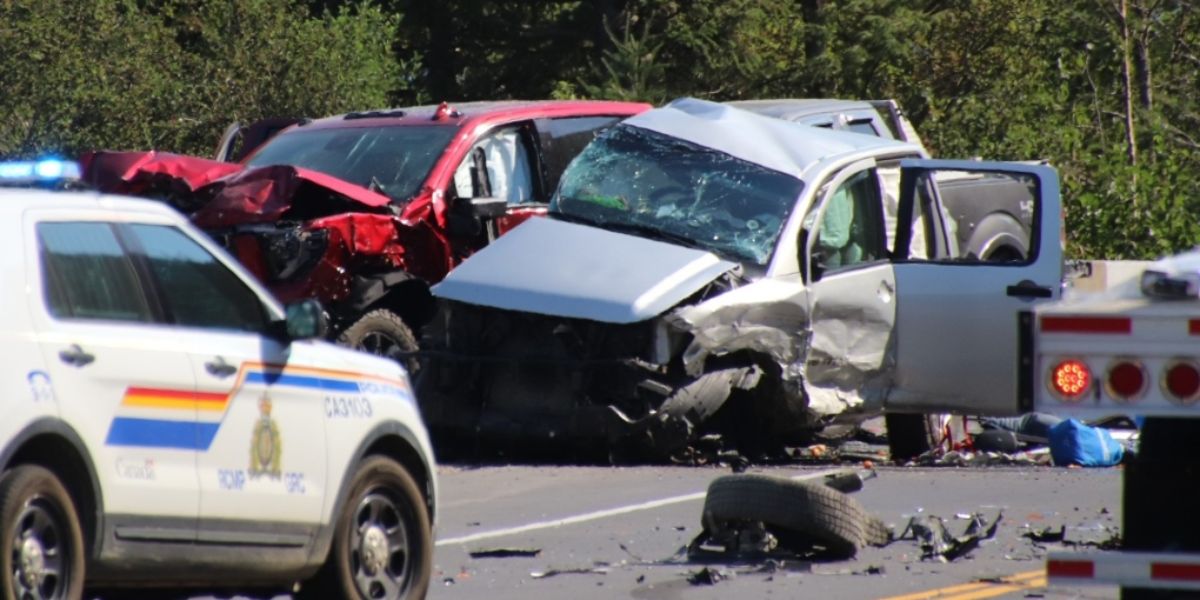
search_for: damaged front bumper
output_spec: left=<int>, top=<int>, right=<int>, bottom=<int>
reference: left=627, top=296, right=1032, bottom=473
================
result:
left=419, top=299, right=817, bottom=457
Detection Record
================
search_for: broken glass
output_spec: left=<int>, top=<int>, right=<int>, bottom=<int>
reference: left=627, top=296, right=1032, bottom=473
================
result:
left=552, top=125, right=804, bottom=266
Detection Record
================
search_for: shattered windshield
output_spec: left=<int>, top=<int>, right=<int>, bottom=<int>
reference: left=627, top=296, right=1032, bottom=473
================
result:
left=551, top=125, right=803, bottom=266
left=243, top=125, right=458, bottom=204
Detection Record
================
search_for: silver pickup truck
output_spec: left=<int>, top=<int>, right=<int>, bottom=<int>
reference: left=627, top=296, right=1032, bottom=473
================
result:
left=733, top=98, right=1033, bottom=263
left=421, top=98, right=1061, bottom=460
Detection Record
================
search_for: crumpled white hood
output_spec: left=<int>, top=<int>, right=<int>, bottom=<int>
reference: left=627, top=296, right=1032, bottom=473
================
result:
left=432, top=217, right=738, bottom=324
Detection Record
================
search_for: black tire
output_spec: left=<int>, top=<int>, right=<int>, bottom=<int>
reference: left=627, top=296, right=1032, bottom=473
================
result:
left=863, top=514, right=892, bottom=547
left=0, top=465, right=85, bottom=600
left=630, top=368, right=752, bottom=459
left=337, top=309, right=421, bottom=375
left=660, top=368, right=749, bottom=425
left=885, top=412, right=933, bottom=462
left=302, top=457, right=432, bottom=600
left=703, top=473, right=870, bottom=558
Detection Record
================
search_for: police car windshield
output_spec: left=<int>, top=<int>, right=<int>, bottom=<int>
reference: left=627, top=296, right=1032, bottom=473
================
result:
left=244, top=125, right=457, bottom=204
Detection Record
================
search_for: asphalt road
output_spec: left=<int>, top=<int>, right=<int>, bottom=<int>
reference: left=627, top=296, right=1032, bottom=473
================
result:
left=427, top=462, right=1122, bottom=600
left=176, top=461, right=1123, bottom=600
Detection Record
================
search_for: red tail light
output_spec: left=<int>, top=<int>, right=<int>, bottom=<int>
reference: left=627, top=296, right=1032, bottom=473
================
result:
left=1162, top=360, right=1200, bottom=405
left=1049, top=359, right=1091, bottom=402
left=1105, top=360, right=1146, bottom=402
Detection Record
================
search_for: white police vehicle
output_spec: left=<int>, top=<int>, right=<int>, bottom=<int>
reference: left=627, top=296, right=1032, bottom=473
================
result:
left=0, top=160, right=436, bottom=600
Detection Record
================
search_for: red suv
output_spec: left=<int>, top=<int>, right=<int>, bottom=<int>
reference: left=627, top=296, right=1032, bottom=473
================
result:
left=83, top=100, right=650, bottom=366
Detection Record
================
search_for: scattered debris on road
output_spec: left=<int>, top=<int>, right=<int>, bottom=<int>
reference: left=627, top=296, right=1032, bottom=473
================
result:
left=898, top=511, right=1003, bottom=562
left=687, top=566, right=737, bottom=585
left=529, top=565, right=611, bottom=579
left=468, top=547, right=542, bottom=558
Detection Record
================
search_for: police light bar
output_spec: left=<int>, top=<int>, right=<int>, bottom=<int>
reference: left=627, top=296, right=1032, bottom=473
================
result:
left=0, top=159, right=83, bottom=187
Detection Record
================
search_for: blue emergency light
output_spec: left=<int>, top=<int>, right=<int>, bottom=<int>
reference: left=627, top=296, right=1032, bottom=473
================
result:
left=0, top=158, right=83, bottom=186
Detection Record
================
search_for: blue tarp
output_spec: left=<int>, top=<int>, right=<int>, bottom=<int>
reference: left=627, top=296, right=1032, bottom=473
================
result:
left=1048, top=418, right=1125, bottom=467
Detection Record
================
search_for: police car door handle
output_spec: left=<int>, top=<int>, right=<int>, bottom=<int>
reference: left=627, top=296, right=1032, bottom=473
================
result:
left=205, top=357, right=238, bottom=378
left=58, top=344, right=94, bottom=367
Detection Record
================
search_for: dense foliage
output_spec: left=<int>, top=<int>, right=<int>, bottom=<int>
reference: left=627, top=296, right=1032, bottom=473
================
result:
left=2, top=0, right=1196, bottom=259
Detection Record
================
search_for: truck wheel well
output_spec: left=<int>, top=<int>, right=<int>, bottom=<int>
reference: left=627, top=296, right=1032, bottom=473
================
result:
left=965, top=213, right=1029, bottom=262
left=373, top=279, right=436, bottom=330
left=364, top=436, right=435, bottom=523
left=7, top=434, right=99, bottom=557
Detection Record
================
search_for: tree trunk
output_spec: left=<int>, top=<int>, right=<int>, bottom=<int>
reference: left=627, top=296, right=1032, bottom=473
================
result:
left=800, top=0, right=826, bottom=96
left=1118, top=0, right=1138, bottom=170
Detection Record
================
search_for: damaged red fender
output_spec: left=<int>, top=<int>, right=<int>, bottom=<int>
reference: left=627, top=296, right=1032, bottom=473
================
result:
left=309, top=213, right=401, bottom=258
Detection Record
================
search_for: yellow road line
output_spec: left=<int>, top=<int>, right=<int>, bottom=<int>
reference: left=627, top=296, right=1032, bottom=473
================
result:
left=879, top=569, right=1045, bottom=600
left=943, top=576, right=1047, bottom=600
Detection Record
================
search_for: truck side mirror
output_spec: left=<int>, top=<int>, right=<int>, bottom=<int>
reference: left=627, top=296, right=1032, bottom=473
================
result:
left=468, top=196, right=508, bottom=220
left=810, top=249, right=828, bottom=282
left=446, top=196, right=507, bottom=241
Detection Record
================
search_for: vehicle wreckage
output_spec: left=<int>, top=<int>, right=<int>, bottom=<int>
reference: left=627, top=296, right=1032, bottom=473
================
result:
left=80, top=101, right=650, bottom=367
left=422, top=98, right=1063, bottom=459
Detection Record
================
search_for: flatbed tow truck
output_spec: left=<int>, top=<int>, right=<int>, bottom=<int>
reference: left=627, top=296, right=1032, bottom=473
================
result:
left=1024, top=255, right=1200, bottom=598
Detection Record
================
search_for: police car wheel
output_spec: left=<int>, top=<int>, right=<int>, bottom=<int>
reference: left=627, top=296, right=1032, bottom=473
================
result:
left=313, top=456, right=431, bottom=600
left=0, top=466, right=85, bottom=600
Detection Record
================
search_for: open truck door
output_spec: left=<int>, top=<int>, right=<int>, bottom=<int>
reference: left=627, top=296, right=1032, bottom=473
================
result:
left=886, top=159, right=1063, bottom=416
left=214, top=117, right=306, bottom=163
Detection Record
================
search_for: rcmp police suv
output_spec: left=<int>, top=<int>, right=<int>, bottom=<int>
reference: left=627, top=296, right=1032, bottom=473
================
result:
left=0, top=161, right=436, bottom=599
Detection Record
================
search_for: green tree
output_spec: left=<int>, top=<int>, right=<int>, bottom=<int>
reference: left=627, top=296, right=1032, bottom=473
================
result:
left=0, top=0, right=410, bottom=158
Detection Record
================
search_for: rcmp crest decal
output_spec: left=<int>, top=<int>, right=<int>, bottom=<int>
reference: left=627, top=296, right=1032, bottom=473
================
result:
left=249, top=393, right=282, bottom=478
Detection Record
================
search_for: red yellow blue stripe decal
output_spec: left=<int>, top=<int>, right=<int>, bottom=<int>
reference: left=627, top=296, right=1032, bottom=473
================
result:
left=105, top=363, right=410, bottom=451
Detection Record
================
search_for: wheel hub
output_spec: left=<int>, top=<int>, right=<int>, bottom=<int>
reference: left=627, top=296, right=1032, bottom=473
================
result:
left=18, top=535, right=46, bottom=589
left=360, top=525, right=389, bottom=575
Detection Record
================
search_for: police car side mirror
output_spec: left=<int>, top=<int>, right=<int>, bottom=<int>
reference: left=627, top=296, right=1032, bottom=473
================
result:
left=282, top=299, right=328, bottom=341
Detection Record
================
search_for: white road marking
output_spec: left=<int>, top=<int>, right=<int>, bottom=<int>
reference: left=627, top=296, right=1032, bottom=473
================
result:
left=435, top=467, right=847, bottom=547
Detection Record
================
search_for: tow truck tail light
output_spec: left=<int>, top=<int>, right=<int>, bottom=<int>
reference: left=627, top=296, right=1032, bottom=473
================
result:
left=1041, top=316, right=1131, bottom=334
left=1049, top=359, right=1091, bottom=402
left=1105, top=360, right=1146, bottom=402
left=1162, top=359, right=1200, bottom=405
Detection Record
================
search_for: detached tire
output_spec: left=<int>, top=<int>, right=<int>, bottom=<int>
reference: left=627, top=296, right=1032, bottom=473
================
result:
left=338, top=309, right=421, bottom=375
left=703, top=473, right=872, bottom=558
left=303, top=457, right=432, bottom=600
left=0, top=466, right=85, bottom=600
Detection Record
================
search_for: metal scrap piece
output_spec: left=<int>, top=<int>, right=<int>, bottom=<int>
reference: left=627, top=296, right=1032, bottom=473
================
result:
left=900, top=511, right=1003, bottom=562
left=468, top=547, right=542, bottom=558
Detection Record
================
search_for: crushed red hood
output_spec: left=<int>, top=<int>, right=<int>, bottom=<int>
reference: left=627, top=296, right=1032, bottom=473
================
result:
left=80, top=150, right=394, bottom=228
left=81, top=150, right=241, bottom=197
left=192, top=165, right=392, bottom=228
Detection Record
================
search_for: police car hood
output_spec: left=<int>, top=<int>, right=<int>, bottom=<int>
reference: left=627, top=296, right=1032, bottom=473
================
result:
left=432, top=217, right=738, bottom=324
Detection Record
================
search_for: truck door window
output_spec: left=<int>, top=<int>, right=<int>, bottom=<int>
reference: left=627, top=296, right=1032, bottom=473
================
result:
left=536, top=116, right=621, bottom=196
left=37, top=222, right=153, bottom=323
left=124, top=224, right=269, bottom=333
left=452, top=127, right=534, bottom=206
left=901, top=169, right=1038, bottom=264
left=814, top=170, right=886, bottom=270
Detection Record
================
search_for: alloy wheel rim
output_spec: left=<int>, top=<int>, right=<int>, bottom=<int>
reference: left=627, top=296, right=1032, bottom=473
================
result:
left=359, top=332, right=404, bottom=362
left=350, top=490, right=411, bottom=599
left=9, top=498, right=68, bottom=600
